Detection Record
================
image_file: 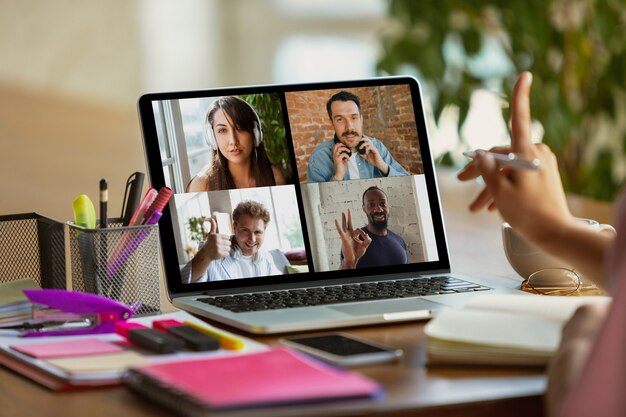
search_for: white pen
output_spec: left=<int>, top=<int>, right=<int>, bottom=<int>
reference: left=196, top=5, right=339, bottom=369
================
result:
left=463, top=150, right=541, bottom=171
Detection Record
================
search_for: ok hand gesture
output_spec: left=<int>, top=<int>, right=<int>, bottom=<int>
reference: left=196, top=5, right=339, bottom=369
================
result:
left=334, top=208, right=372, bottom=269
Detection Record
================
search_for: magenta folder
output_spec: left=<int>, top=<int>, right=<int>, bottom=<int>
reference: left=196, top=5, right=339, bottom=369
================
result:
left=124, top=347, right=382, bottom=413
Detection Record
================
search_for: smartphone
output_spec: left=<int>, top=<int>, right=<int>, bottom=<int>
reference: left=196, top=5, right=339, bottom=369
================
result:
left=280, top=333, right=402, bottom=367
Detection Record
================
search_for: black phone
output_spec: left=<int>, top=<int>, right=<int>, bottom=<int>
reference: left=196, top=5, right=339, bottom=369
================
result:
left=333, top=136, right=367, bottom=156
left=280, top=333, right=402, bottom=367
left=356, top=140, right=367, bottom=154
left=333, top=135, right=352, bottom=157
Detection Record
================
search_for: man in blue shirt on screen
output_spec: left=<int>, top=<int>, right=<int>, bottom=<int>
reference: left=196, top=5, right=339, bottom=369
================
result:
left=307, top=91, right=409, bottom=182
left=335, top=186, right=408, bottom=269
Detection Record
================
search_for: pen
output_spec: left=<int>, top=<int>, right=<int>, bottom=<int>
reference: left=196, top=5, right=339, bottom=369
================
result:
left=183, top=320, right=245, bottom=350
left=129, top=188, right=158, bottom=226
left=100, top=178, right=108, bottom=228
left=142, top=187, right=172, bottom=224
left=121, top=172, right=145, bottom=226
left=107, top=211, right=163, bottom=277
left=463, top=151, right=541, bottom=171
left=107, top=187, right=158, bottom=280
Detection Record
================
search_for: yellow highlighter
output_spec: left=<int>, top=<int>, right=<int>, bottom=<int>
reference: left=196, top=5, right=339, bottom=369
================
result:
left=72, top=194, right=97, bottom=229
left=184, top=320, right=245, bottom=350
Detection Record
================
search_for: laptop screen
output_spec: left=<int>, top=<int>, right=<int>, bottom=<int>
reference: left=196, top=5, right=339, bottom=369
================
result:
left=138, top=77, right=451, bottom=295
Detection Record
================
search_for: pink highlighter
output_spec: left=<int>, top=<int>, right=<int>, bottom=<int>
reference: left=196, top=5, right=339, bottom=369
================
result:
left=129, top=188, right=158, bottom=226
left=141, top=187, right=172, bottom=224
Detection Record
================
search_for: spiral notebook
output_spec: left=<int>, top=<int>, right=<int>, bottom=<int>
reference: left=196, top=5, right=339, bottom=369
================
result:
left=124, top=347, right=382, bottom=415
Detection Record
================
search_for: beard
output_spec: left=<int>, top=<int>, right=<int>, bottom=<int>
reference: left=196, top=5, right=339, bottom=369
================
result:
left=368, top=213, right=388, bottom=230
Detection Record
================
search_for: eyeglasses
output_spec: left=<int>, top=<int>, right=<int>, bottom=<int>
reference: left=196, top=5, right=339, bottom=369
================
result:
left=520, top=268, right=605, bottom=296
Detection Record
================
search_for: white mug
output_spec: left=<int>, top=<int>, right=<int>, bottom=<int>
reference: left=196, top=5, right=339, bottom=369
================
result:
left=502, top=218, right=616, bottom=280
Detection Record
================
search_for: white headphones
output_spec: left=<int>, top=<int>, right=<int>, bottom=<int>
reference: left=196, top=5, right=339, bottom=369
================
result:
left=205, top=100, right=263, bottom=151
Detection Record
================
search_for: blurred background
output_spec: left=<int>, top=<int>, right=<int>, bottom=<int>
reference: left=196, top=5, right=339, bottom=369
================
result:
left=1, top=0, right=624, bottom=221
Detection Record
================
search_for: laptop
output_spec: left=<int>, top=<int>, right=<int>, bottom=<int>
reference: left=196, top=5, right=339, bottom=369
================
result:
left=138, top=76, right=514, bottom=334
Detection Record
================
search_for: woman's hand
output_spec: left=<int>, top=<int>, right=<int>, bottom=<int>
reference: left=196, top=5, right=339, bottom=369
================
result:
left=546, top=303, right=609, bottom=417
left=458, top=72, right=614, bottom=285
left=457, top=72, right=573, bottom=246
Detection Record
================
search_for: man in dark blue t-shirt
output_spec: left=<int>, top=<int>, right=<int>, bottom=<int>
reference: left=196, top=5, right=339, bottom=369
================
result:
left=335, top=186, right=408, bottom=269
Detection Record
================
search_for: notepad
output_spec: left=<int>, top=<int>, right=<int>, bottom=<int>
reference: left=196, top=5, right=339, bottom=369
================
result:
left=11, top=338, right=123, bottom=359
left=424, top=294, right=612, bottom=366
left=0, top=278, right=37, bottom=326
left=125, top=347, right=382, bottom=414
left=48, top=351, right=147, bottom=373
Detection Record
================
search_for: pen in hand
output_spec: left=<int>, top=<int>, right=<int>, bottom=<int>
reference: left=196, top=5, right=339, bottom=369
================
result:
left=463, top=150, right=541, bottom=171
left=100, top=178, right=108, bottom=228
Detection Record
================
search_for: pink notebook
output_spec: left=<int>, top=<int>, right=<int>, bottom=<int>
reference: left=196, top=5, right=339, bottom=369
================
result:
left=124, top=347, right=382, bottom=412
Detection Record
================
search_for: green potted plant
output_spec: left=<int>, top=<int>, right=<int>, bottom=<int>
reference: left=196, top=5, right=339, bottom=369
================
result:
left=378, top=0, right=626, bottom=202
left=186, top=216, right=210, bottom=257
left=241, top=93, right=292, bottom=182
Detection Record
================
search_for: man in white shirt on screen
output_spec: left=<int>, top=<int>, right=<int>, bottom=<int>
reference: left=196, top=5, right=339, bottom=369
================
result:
left=186, top=200, right=280, bottom=283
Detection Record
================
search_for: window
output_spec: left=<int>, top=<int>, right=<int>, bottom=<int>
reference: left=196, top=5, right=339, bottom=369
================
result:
left=155, top=98, right=215, bottom=193
left=273, top=36, right=377, bottom=83
left=230, top=186, right=303, bottom=251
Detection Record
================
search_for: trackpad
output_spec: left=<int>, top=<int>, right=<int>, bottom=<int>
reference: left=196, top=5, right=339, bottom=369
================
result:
left=329, top=298, right=444, bottom=317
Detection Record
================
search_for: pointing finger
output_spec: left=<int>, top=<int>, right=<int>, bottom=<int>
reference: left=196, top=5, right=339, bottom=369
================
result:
left=510, top=72, right=534, bottom=155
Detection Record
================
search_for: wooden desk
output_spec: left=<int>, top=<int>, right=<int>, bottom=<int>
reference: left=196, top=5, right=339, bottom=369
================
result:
left=0, top=169, right=545, bottom=417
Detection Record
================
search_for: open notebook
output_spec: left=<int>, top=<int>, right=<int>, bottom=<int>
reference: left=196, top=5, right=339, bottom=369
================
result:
left=138, top=76, right=518, bottom=334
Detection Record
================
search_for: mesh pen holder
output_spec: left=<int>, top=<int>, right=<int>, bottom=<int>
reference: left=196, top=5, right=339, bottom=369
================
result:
left=67, top=219, right=161, bottom=316
left=0, top=213, right=66, bottom=289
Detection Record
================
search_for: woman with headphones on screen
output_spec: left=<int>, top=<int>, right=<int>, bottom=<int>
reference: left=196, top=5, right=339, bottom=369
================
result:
left=187, top=96, right=286, bottom=192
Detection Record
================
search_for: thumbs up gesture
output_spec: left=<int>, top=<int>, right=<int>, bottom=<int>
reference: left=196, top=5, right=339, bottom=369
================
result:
left=203, top=218, right=232, bottom=261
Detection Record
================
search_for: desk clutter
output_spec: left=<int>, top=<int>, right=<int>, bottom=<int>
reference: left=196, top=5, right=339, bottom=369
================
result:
left=0, top=283, right=382, bottom=414
left=0, top=309, right=263, bottom=391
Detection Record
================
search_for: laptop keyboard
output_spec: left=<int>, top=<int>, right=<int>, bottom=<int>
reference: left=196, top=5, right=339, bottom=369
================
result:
left=197, top=276, right=490, bottom=313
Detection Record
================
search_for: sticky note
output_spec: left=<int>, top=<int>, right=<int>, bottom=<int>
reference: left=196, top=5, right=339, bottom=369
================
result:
left=47, top=351, right=148, bottom=373
left=11, top=338, right=123, bottom=359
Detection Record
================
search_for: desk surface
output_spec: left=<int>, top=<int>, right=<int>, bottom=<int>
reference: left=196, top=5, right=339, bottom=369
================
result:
left=0, top=169, right=546, bottom=417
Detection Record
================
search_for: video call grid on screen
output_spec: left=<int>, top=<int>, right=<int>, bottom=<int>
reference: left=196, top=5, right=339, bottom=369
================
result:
left=139, top=78, right=450, bottom=292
